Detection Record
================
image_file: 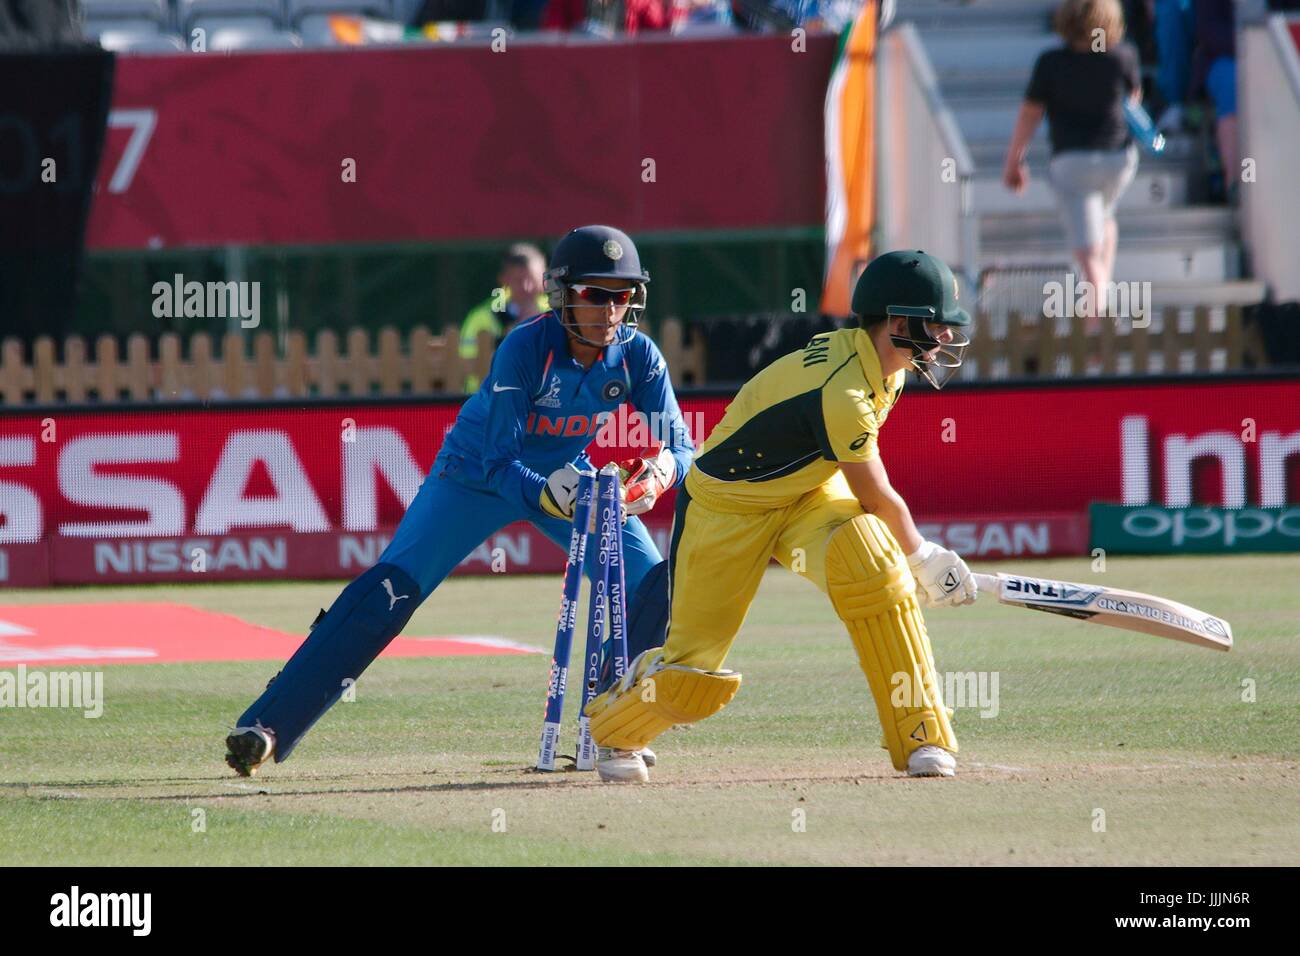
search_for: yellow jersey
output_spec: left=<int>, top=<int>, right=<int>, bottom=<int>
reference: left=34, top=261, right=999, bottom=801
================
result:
left=686, top=328, right=904, bottom=513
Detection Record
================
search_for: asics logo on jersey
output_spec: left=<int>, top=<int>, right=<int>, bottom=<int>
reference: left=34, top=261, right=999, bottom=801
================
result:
left=850, top=432, right=871, bottom=451
left=382, top=578, right=410, bottom=611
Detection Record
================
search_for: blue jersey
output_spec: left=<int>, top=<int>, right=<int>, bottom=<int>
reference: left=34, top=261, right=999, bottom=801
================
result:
left=436, top=311, right=695, bottom=514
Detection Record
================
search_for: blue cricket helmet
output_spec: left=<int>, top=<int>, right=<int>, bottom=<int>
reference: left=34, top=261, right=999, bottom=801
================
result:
left=545, top=225, right=649, bottom=346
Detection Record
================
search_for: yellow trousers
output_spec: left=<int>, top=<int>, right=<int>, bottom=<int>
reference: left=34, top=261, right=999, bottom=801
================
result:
left=665, top=471, right=866, bottom=669
left=664, top=471, right=956, bottom=768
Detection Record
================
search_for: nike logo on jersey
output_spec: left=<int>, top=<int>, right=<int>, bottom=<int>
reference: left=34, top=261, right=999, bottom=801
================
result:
left=492, top=383, right=521, bottom=392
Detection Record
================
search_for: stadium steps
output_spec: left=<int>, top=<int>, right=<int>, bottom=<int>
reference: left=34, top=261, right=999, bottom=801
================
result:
left=894, top=0, right=1245, bottom=289
left=887, top=0, right=1058, bottom=32
left=979, top=208, right=1240, bottom=283
left=968, top=134, right=1203, bottom=214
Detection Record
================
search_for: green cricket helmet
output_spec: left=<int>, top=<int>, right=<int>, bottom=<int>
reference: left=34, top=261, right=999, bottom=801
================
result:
left=851, top=250, right=972, bottom=389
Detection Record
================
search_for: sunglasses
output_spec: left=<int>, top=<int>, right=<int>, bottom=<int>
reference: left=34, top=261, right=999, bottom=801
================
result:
left=570, top=284, right=636, bottom=306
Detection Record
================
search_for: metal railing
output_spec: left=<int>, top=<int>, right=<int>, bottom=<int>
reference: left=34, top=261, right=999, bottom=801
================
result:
left=1240, top=14, right=1300, bottom=303
left=875, top=21, right=978, bottom=293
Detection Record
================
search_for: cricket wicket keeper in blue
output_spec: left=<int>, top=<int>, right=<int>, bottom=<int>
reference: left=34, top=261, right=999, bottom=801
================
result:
left=225, top=225, right=693, bottom=778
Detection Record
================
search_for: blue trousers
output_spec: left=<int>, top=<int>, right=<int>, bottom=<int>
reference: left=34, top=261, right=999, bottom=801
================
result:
left=1154, top=0, right=1194, bottom=108
left=380, top=471, right=661, bottom=596
left=234, top=470, right=663, bottom=761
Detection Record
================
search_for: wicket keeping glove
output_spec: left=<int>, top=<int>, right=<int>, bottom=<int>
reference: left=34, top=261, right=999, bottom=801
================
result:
left=540, top=463, right=583, bottom=520
left=906, top=540, right=977, bottom=608
left=617, top=447, right=676, bottom=516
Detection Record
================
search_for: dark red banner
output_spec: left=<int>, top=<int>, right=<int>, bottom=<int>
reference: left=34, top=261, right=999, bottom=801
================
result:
left=0, top=403, right=674, bottom=544
left=878, top=379, right=1300, bottom=514
left=2, top=379, right=1298, bottom=584
left=87, top=36, right=836, bottom=250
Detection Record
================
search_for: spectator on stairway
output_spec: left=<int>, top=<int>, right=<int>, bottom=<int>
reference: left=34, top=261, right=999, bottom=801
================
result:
left=732, top=0, right=865, bottom=32
left=1150, top=0, right=1196, bottom=132
left=542, top=0, right=672, bottom=34
left=413, top=0, right=488, bottom=23
left=412, top=0, right=551, bottom=30
left=1191, top=0, right=1237, bottom=203
left=1118, top=0, right=1157, bottom=66
left=671, top=0, right=735, bottom=33
left=459, top=243, right=548, bottom=392
left=1002, top=0, right=1141, bottom=320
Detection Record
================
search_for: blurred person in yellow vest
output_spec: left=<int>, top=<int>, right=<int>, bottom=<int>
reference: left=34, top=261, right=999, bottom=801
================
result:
left=460, top=243, right=548, bottom=392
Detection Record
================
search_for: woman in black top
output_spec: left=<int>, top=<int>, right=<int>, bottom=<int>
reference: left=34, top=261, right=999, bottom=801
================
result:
left=1003, top=0, right=1141, bottom=318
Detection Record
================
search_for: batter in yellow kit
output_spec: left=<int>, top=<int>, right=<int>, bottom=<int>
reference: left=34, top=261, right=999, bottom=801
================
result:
left=586, top=250, right=981, bottom=781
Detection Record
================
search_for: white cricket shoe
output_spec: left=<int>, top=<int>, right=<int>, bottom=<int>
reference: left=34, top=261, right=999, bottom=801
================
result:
left=596, top=747, right=649, bottom=783
left=906, top=745, right=956, bottom=778
left=640, top=746, right=656, bottom=767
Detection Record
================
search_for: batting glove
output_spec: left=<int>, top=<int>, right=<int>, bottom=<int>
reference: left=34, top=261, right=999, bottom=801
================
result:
left=617, top=447, right=676, bottom=516
left=906, top=540, right=977, bottom=608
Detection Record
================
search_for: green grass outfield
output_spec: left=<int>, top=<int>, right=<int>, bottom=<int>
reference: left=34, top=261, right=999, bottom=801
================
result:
left=1, top=554, right=1297, bottom=866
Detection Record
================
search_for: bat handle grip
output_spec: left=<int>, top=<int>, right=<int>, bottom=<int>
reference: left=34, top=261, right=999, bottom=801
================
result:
left=971, top=573, right=1001, bottom=595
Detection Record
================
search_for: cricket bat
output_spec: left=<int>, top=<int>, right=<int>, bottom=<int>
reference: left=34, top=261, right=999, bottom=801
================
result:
left=972, top=572, right=1233, bottom=652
